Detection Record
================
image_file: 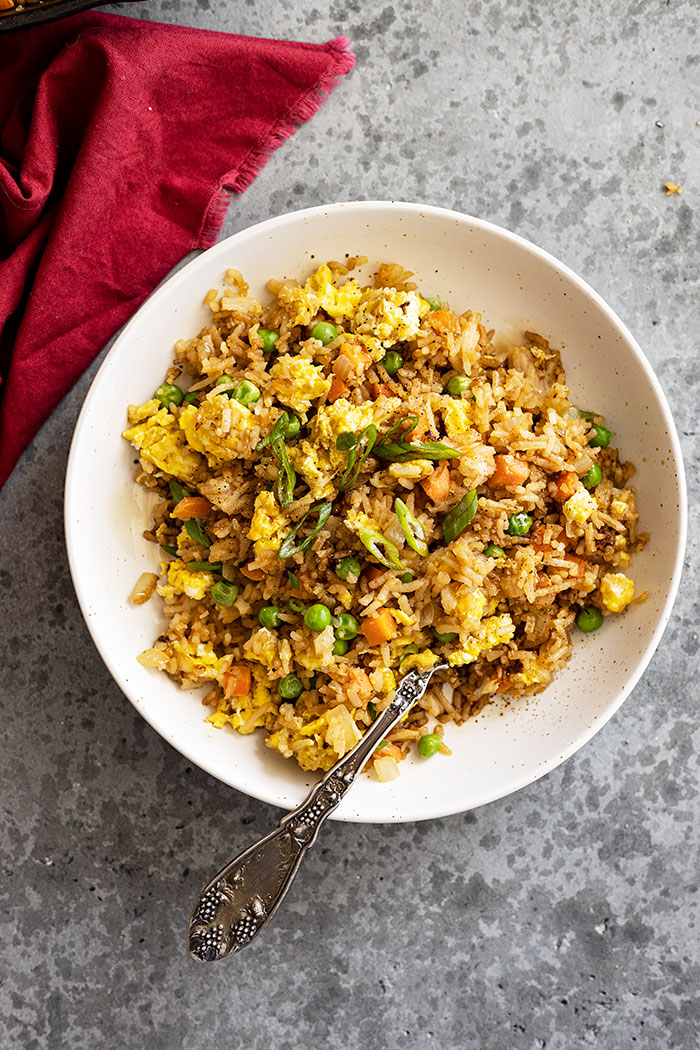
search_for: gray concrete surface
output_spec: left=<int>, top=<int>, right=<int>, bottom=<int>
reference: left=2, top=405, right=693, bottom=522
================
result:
left=1, top=1, right=699, bottom=1047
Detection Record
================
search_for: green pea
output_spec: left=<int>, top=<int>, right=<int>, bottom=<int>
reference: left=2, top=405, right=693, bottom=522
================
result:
left=433, top=628, right=459, bottom=643
left=258, top=605, right=282, bottom=629
left=336, top=556, right=361, bottom=582
left=183, top=390, right=199, bottom=405
left=304, top=603, right=332, bottom=632
left=334, top=613, right=359, bottom=640
left=283, top=414, right=301, bottom=439
left=507, top=512, right=533, bottom=536
left=382, top=351, right=403, bottom=376
left=233, top=380, right=261, bottom=406
left=484, top=543, right=506, bottom=559
left=588, top=424, right=612, bottom=448
left=155, top=382, right=184, bottom=409
left=581, top=464, right=603, bottom=489
left=333, top=638, right=350, bottom=656
left=576, top=606, right=603, bottom=632
left=423, top=296, right=441, bottom=311
left=417, top=733, right=442, bottom=758
left=258, top=328, right=279, bottom=353
left=289, top=597, right=306, bottom=613
left=445, top=374, right=471, bottom=397
left=210, top=581, right=238, bottom=607
left=400, top=572, right=414, bottom=583
left=310, top=321, right=338, bottom=345
left=278, top=673, right=303, bottom=699
left=215, top=375, right=235, bottom=393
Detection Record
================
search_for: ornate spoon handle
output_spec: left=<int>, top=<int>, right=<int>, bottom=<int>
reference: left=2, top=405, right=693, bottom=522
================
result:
left=188, top=664, right=446, bottom=961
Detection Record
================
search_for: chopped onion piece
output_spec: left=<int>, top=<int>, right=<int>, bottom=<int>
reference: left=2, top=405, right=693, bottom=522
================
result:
left=374, top=755, right=400, bottom=782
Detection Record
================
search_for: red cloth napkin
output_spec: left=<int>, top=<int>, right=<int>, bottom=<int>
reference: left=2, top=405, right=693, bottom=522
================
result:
left=0, top=12, right=354, bottom=489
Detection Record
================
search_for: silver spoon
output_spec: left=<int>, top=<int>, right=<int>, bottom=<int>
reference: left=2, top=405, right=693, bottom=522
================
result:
left=187, top=663, right=447, bottom=961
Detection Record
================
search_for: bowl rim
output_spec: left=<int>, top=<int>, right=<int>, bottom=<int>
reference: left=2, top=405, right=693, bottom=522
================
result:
left=64, top=199, right=688, bottom=822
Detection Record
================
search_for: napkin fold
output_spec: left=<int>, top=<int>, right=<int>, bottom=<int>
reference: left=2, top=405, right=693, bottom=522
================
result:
left=0, top=12, right=354, bottom=489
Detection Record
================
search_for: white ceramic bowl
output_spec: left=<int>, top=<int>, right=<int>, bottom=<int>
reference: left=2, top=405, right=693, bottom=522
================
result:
left=65, top=201, right=686, bottom=823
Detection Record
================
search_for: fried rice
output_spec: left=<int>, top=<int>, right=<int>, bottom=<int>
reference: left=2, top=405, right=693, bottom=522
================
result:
left=123, top=258, right=646, bottom=781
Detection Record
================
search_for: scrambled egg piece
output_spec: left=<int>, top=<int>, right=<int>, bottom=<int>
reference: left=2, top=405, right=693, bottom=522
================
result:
left=207, top=672, right=274, bottom=734
left=455, top=587, right=487, bottom=621
left=518, top=657, right=551, bottom=687
left=277, top=263, right=363, bottom=326
left=247, top=491, right=289, bottom=555
left=448, top=614, right=515, bottom=667
left=352, top=288, right=428, bottom=350
left=122, top=405, right=202, bottom=482
left=243, top=627, right=279, bottom=669
left=157, top=560, right=214, bottom=601
left=310, top=397, right=401, bottom=468
left=167, top=637, right=227, bottom=681
left=266, top=704, right=362, bottom=772
left=563, top=486, right=597, bottom=525
left=287, top=442, right=336, bottom=500
left=289, top=396, right=403, bottom=498
left=400, top=650, right=439, bottom=672
left=179, top=396, right=255, bottom=465
left=600, top=572, right=635, bottom=613
left=442, top=399, right=473, bottom=442
left=268, top=355, right=331, bottom=416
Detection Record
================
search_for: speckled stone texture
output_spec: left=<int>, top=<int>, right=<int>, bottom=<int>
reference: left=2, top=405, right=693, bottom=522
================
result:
left=1, top=1, right=698, bottom=1047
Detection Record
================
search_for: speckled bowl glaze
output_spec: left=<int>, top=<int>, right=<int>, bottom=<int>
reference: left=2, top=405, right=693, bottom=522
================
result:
left=64, top=201, right=686, bottom=823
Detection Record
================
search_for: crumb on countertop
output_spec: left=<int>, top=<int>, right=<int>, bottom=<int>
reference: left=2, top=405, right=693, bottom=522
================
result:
left=664, top=181, right=683, bottom=195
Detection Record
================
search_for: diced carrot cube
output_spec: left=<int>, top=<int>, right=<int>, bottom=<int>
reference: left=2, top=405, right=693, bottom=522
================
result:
left=361, top=608, right=397, bottom=645
left=240, top=563, right=265, bottom=581
left=363, top=565, right=385, bottom=587
left=369, top=382, right=394, bottom=400
left=562, top=554, right=586, bottom=578
left=429, top=309, right=461, bottom=336
left=341, top=342, right=371, bottom=371
left=551, top=471, right=578, bottom=502
left=172, top=496, right=212, bottom=519
left=421, top=462, right=451, bottom=504
left=328, top=375, right=350, bottom=403
left=489, top=454, right=530, bottom=488
left=223, top=665, right=252, bottom=698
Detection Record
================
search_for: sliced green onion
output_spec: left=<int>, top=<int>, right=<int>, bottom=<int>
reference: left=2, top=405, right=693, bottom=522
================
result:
left=221, top=562, right=238, bottom=582
left=398, top=644, right=422, bottom=671
left=184, top=518, right=211, bottom=548
left=433, top=627, right=459, bottom=643
left=374, top=739, right=390, bottom=752
left=186, top=560, right=222, bottom=572
left=287, top=570, right=300, bottom=590
left=368, top=701, right=378, bottom=721
left=423, top=296, right=441, bottom=311
left=160, top=544, right=177, bottom=556
left=578, top=409, right=599, bottom=421
left=210, top=581, right=238, bottom=606
left=256, top=411, right=298, bottom=452
left=338, top=424, right=378, bottom=491
left=169, top=479, right=190, bottom=503
left=271, top=437, right=296, bottom=509
left=279, top=502, right=333, bottom=559
left=289, top=597, right=306, bottom=613
left=442, top=490, right=478, bottom=543
left=354, top=521, right=405, bottom=572
left=394, top=498, right=428, bottom=557
left=374, top=419, right=459, bottom=463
